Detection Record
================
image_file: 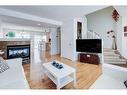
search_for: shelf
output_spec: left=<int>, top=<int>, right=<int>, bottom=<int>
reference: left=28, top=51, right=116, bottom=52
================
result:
left=45, top=70, right=74, bottom=88
left=45, top=71, right=57, bottom=84
left=60, top=76, right=73, bottom=88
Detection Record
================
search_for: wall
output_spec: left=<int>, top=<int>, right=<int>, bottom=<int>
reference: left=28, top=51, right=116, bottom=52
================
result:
left=0, top=19, right=2, bottom=38
left=61, top=19, right=75, bottom=60
left=61, top=17, right=87, bottom=61
left=82, top=17, right=87, bottom=39
left=115, top=14, right=127, bottom=59
left=86, top=6, right=115, bottom=49
left=120, top=15, right=127, bottom=58
left=116, top=16, right=123, bottom=53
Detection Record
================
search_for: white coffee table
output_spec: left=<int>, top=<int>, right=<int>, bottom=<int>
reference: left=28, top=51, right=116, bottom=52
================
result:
left=42, top=60, right=76, bottom=89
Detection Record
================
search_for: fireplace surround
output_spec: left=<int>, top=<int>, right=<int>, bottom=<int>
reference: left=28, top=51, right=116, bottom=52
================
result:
left=7, top=45, right=30, bottom=62
left=0, top=41, right=30, bottom=63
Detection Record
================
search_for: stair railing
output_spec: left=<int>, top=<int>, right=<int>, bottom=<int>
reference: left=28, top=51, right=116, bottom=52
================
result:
left=87, top=30, right=101, bottom=39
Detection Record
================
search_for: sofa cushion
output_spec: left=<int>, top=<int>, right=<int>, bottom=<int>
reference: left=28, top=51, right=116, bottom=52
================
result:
left=0, top=65, right=29, bottom=89
left=0, top=57, right=10, bottom=73
left=0, top=58, right=29, bottom=89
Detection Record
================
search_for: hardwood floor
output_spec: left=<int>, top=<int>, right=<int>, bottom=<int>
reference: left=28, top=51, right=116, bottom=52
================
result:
left=23, top=50, right=102, bottom=89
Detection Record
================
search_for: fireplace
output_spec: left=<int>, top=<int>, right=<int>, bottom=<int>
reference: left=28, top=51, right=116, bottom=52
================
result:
left=7, top=45, right=30, bottom=62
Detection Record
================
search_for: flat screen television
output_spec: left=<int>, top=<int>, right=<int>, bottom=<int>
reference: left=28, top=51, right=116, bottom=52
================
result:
left=76, top=39, right=102, bottom=53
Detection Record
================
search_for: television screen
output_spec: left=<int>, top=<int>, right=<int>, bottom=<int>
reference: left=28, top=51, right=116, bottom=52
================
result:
left=76, top=39, right=102, bottom=53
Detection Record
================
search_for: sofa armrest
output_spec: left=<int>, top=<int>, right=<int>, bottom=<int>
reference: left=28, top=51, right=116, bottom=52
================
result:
left=6, top=58, right=22, bottom=68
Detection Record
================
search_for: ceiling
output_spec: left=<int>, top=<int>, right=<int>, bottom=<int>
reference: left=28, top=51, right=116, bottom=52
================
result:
left=0, top=15, right=58, bottom=28
left=0, top=6, right=108, bottom=27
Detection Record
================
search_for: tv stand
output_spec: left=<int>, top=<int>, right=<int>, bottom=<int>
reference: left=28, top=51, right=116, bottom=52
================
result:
left=79, top=53, right=100, bottom=65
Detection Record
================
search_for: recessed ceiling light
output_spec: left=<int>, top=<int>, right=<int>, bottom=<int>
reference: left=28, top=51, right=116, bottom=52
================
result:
left=37, top=23, right=41, bottom=26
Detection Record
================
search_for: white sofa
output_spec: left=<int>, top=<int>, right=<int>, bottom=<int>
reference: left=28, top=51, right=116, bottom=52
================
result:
left=90, top=64, right=127, bottom=89
left=0, top=58, right=29, bottom=89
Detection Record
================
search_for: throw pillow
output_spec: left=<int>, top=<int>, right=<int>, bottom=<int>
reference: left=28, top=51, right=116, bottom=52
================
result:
left=0, top=57, right=10, bottom=73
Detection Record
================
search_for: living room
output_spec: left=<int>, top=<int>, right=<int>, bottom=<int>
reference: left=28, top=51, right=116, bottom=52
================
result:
left=0, top=5, right=127, bottom=91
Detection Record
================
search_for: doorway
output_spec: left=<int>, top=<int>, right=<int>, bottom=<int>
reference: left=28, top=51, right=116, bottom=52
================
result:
left=50, top=27, right=61, bottom=56
left=45, top=32, right=51, bottom=58
left=56, top=27, right=61, bottom=55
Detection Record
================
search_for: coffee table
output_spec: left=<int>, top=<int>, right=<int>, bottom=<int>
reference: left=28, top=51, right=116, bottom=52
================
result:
left=42, top=60, right=76, bottom=89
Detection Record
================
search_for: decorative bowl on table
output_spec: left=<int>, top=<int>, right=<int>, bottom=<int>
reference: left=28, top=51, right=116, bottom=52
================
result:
left=52, top=61, right=63, bottom=69
left=57, top=64, right=63, bottom=69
